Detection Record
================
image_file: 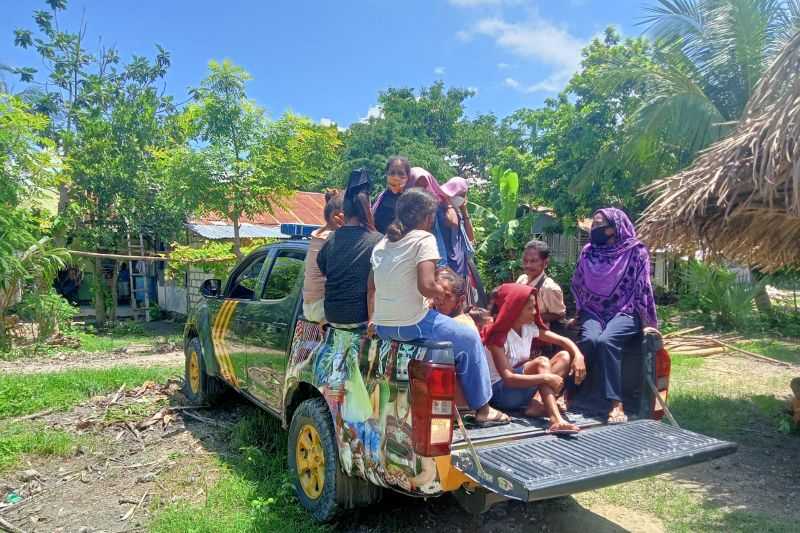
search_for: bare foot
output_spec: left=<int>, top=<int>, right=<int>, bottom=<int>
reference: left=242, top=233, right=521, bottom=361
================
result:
left=475, top=405, right=510, bottom=425
left=556, top=396, right=567, bottom=414
left=607, top=401, right=628, bottom=424
left=548, top=420, right=580, bottom=434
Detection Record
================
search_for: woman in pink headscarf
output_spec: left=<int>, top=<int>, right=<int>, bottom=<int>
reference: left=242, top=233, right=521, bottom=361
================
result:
left=413, top=169, right=480, bottom=304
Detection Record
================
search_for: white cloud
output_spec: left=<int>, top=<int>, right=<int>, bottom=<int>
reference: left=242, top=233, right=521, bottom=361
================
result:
left=497, top=62, right=511, bottom=70
left=468, top=86, right=479, bottom=95
left=461, top=14, right=586, bottom=93
left=504, top=77, right=520, bottom=89
left=434, top=66, right=446, bottom=75
left=319, top=117, right=335, bottom=127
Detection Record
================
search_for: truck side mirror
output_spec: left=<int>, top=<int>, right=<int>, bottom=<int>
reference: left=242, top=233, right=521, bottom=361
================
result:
left=200, top=279, right=222, bottom=298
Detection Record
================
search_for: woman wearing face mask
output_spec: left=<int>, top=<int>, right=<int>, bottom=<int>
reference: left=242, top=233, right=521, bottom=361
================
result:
left=570, top=208, right=657, bottom=424
left=372, top=156, right=412, bottom=234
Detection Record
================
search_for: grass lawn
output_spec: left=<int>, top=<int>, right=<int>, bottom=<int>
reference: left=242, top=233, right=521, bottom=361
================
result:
left=150, top=410, right=329, bottom=533
left=0, top=421, right=87, bottom=472
left=0, top=366, right=179, bottom=419
left=734, top=338, right=800, bottom=364
left=71, top=321, right=183, bottom=353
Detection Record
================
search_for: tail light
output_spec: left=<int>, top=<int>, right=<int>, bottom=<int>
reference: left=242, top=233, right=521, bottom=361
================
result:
left=408, top=360, right=455, bottom=456
left=652, top=348, right=671, bottom=420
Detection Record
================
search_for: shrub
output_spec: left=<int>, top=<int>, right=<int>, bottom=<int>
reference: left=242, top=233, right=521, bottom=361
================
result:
left=16, top=289, right=77, bottom=342
left=677, top=260, right=762, bottom=330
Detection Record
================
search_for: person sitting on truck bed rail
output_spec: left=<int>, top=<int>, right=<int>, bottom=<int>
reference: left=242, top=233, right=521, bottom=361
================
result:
left=302, top=190, right=344, bottom=323
left=372, top=156, right=412, bottom=235
left=483, top=283, right=586, bottom=434
left=569, top=208, right=658, bottom=425
left=369, top=188, right=510, bottom=426
left=317, top=186, right=382, bottom=328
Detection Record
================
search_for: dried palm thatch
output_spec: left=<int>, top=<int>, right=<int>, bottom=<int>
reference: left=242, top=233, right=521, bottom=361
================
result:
left=638, top=32, right=800, bottom=272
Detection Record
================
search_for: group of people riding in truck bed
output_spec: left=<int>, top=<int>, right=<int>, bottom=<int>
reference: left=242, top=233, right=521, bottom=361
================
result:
left=302, top=156, right=658, bottom=434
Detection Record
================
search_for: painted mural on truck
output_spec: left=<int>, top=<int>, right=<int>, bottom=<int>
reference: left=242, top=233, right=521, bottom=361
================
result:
left=285, top=319, right=444, bottom=495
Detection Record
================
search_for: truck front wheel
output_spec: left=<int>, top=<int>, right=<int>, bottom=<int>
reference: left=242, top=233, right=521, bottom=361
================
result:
left=288, top=397, right=340, bottom=522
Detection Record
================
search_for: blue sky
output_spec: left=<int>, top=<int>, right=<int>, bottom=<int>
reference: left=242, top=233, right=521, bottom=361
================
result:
left=2, top=0, right=647, bottom=126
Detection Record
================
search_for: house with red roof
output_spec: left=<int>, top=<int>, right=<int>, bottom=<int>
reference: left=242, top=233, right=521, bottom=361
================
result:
left=185, top=191, right=327, bottom=241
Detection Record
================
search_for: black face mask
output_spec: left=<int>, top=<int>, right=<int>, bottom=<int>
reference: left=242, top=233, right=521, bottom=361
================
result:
left=591, top=225, right=611, bottom=245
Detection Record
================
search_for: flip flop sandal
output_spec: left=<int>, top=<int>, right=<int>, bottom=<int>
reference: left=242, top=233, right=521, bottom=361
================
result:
left=469, top=413, right=511, bottom=428
left=607, top=414, right=628, bottom=425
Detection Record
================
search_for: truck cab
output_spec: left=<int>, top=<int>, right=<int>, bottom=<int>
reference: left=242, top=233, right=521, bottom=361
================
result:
left=183, top=237, right=736, bottom=522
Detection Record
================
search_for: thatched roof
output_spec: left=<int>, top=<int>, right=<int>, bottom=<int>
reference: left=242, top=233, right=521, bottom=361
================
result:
left=638, top=32, right=800, bottom=272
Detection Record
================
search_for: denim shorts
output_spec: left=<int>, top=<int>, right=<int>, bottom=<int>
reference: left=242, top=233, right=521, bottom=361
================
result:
left=489, top=367, right=538, bottom=411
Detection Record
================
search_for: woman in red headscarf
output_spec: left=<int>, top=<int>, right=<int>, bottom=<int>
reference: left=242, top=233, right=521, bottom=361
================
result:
left=482, top=283, right=586, bottom=433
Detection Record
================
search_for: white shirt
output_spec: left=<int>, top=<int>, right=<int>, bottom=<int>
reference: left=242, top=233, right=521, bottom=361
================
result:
left=371, top=230, right=441, bottom=327
left=486, top=323, right=540, bottom=384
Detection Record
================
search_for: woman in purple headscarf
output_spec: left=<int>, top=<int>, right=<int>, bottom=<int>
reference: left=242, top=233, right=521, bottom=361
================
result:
left=570, top=208, right=657, bottom=424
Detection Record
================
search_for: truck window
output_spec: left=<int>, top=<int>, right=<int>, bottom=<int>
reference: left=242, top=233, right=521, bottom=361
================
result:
left=228, top=254, right=268, bottom=300
left=261, top=251, right=304, bottom=300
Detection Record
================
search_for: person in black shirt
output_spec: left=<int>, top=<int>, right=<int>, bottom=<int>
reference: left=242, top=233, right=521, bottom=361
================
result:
left=317, top=174, right=382, bottom=327
left=372, top=156, right=411, bottom=234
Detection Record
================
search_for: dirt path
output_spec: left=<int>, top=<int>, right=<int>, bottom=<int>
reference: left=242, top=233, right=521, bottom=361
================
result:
left=0, top=350, right=183, bottom=374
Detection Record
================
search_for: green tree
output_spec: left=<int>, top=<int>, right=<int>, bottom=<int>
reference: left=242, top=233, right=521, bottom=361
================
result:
left=66, top=49, right=183, bottom=323
left=0, top=94, right=68, bottom=349
left=165, top=60, right=342, bottom=258
left=10, top=0, right=107, bottom=221
left=606, top=0, right=800, bottom=177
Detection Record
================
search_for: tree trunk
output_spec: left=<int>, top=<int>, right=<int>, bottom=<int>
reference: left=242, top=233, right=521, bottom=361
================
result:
left=94, top=258, right=107, bottom=326
left=232, top=214, right=242, bottom=259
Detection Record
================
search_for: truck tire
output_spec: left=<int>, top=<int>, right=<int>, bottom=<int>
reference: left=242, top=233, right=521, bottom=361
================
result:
left=288, top=397, right=341, bottom=522
left=183, top=337, right=224, bottom=406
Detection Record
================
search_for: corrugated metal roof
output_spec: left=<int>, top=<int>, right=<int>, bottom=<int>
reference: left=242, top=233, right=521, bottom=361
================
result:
left=186, top=222, right=288, bottom=240
left=192, top=191, right=326, bottom=226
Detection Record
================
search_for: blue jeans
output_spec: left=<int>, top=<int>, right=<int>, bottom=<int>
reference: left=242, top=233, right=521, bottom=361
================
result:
left=376, top=309, right=493, bottom=411
left=579, top=313, right=640, bottom=403
left=490, top=367, right=538, bottom=411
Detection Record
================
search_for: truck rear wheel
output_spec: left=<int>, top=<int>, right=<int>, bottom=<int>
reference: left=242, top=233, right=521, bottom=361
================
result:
left=288, top=397, right=340, bottom=522
left=183, top=337, right=224, bottom=406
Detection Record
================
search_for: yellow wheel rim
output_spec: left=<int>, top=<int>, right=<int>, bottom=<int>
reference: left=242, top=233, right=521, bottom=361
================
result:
left=188, top=350, right=201, bottom=394
left=296, top=423, right=325, bottom=500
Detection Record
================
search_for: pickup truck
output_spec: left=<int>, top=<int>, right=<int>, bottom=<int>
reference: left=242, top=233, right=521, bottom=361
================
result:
left=182, top=232, right=736, bottom=522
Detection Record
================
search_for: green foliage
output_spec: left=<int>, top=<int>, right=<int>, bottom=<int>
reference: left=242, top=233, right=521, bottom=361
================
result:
left=166, top=238, right=277, bottom=284
left=150, top=409, right=327, bottom=533
left=0, top=366, right=178, bottom=418
left=16, top=289, right=77, bottom=342
left=0, top=421, right=83, bottom=472
left=164, top=60, right=341, bottom=258
left=677, top=260, right=763, bottom=329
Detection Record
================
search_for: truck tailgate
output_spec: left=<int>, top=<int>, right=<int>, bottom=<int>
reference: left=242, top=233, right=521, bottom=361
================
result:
left=451, top=420, right=736, bottom=501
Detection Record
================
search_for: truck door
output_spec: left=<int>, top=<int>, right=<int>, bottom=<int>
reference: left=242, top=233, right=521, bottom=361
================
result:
left=246, top=248, right=306, bottom=414
left=213, top=251, right=270, bottom=390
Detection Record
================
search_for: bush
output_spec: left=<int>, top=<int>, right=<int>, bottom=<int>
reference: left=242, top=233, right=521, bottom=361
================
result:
left=677, top=260, right=761, bottom=330
left=16, top=289, right=77, bottom=342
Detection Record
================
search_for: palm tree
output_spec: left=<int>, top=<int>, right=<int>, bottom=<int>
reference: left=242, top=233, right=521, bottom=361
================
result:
left=603, top=0, right=800, bottom=174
